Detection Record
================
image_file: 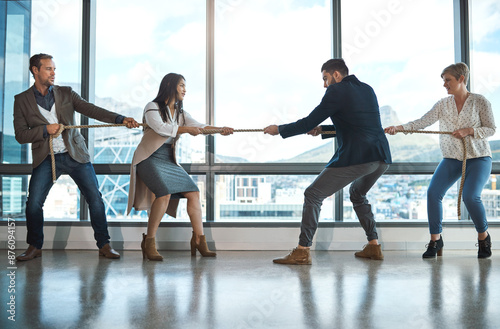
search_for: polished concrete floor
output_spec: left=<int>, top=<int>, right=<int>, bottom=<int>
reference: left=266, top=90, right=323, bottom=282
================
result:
left=2, top=250, right=499, bottom=329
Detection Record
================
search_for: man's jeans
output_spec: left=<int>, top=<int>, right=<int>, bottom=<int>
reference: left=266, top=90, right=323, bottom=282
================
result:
left=25, top=154, right=110, bottom=249
left=299, top=161, right=390, bottom=247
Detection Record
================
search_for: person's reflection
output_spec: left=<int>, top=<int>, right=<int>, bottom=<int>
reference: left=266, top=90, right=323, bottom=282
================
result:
left=128, top=260, right=182, bottom=328
left=22, top=260, right=44, bottom=328
left=188, top=258, right=215, bottom=328
left=334, top=265, right=345, bottom=328
left=355, top=259, right=382, bottom=329
left=427, top=257, right=445, bottom=327
left=75, top=257, right=111, bottom=327
left=460, top=259, right=491, bottom=329
left=296, top=265, right=320, bottom=329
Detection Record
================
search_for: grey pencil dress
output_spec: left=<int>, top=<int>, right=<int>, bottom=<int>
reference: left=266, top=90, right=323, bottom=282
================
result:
left=135, top=102, right=205, bottom=199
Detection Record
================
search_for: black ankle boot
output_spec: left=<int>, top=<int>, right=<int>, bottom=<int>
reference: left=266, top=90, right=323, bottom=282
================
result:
left=477, top=233, right=492, bottom=259
left=423, top=235, right=444, bottom=258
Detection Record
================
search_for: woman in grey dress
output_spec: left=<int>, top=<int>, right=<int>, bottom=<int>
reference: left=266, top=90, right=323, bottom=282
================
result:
left=128, top=73, right=233, bottom=260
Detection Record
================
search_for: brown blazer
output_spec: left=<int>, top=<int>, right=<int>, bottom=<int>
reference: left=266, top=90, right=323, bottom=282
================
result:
left=13, top=85, right=122, bottom=168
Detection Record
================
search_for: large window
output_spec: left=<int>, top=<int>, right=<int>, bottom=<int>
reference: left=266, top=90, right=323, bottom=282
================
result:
left=1, top=0, right=499, bottom=224
left=214, top=0, right=333, bottom=163
left=94, top=0, right=206, bottom=164
left=1, top=0, right=82, bottom=219
left=93, top=0, right=206, bottom=220
left=342, top=0, right=455, bottom=163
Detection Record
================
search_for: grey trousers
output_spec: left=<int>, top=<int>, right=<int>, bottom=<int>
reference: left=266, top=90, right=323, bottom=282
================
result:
left=298, top=161, right=390, bottom=247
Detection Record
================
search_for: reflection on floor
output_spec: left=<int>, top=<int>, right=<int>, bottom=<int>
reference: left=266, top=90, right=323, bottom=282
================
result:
left=3, top=250, right=499, bottom=329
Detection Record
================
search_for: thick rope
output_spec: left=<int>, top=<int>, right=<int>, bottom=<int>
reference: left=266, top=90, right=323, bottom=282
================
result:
left=49, top=124, right=335, bottom=182
left=48, top=124, right=466, bottom=219
left=395, top=129, right=468, bottom=219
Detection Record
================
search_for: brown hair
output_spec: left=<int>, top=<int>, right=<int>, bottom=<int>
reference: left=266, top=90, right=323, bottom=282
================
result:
left=441, top=62, right=469, bottom=85
left=29, top=53, right=53, bottom=77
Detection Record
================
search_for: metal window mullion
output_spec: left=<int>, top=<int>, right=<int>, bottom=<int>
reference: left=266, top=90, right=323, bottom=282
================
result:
left=79, top=0, right=96, bottom=221
left=453, top=0, right=470, bottom=221
left=332, top=0, right=343, bottom=221
left=206, top=0, right=215, bottom=222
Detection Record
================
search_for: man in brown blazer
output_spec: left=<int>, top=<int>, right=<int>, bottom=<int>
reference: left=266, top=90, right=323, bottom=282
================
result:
left=13, top=53, right=139, bottom=261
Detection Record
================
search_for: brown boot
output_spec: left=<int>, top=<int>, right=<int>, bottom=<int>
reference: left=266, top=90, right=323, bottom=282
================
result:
left=98, top=243, right=121, bottom=259
left=142, top=233, right=163, bottom=261
left=273, top=248, right=312, bottom=265
left=190, top=232, right=216, bottom=257
left=354, top=244, right=384, bottom=260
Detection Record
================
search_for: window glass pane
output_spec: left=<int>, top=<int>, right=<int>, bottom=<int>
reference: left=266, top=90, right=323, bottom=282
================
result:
left=31, top=0, right=82, bottom=94
left=94, top=0, right=206, bottom=164
left=2, top=175, right=28, bottom=219
left=216, top=175, right=334, bottom=222
left=470, top=0, right=500, bottom=148
left=1, top=1, right=78, bottom=164
left=344, top=174, right=500, bottom=223
left=2, top=0, right=81, bottom=219
left=342, top=0, right=454, bottom=162
left=214, top=0, right=332, bottom=163
left=2, top=1, right=30, bottom=164
left=115, top=174, right=206, bottom=222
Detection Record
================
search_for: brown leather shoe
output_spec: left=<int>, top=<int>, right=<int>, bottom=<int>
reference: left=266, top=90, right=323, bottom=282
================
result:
left=354, top=244, right=384, bottom=260
left=98, top=243, right=120, bottom=259
left=273, top=248, right=312, bottom=265
left=16, top=245, right=42, bottom=261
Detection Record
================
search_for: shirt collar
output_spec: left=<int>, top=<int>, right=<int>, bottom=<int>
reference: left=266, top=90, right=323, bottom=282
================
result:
left=33, top=85, right=53, bottom=97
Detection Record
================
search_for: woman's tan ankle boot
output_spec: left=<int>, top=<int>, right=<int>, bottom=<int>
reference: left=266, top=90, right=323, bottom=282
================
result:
left=142, top=233, right=163, bottom=261
left=190, top=232, right=216, bottom=257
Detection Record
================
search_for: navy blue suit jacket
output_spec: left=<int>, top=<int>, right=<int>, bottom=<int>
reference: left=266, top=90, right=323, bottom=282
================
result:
left=279, top=75, right=392, bottom=167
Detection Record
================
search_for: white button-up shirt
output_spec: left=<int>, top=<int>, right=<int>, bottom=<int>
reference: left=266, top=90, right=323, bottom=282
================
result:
left=402, top=93, right=496, bottom=160
left=38, top=104, right=67, bottom=154
left=143, top=102, right=206, bottom=144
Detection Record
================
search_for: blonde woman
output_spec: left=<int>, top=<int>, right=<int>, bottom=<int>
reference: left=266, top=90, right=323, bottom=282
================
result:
left=385, top=63, right=495, bottom=258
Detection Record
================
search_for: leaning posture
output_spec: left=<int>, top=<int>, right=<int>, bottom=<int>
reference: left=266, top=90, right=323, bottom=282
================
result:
left=385, top=62, right=495, bottom=258
left=14, top=53, right=139, bottom=261
left=127, top=73, right=233, bottom=261
left=265, top=58, right=392, bottom=264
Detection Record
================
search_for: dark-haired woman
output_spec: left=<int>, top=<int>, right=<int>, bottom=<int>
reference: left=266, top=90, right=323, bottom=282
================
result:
left=127, top=73, right=233, bottom=260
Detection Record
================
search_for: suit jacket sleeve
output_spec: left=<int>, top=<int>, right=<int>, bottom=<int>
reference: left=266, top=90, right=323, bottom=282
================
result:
left=13, top=93, right=46, bottom=145
left=279, top=87, right=336, bottom=139
left=69, top=88, right=122, bottom=123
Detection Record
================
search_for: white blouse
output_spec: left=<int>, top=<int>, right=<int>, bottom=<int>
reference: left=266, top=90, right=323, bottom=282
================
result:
left=143, top=102, right=206, bottom=144
left=402, top=93, right=496, bottom=160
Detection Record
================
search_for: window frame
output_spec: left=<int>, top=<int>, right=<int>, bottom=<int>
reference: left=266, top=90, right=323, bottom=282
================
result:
left=2, top=0, right=500, bottom=226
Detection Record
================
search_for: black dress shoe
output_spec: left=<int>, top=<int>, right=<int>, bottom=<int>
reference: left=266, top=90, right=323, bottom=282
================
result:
left=98, top=243, right=121, bottom=259
left=422, top=235, right=444, bottom=258
left=16, top=245, right=42, bottom=261
left=477, top=233, right=492, bottom=259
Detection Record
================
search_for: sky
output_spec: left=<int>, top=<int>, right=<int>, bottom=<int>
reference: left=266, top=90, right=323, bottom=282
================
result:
left=22, top=0, right=500, bottom=162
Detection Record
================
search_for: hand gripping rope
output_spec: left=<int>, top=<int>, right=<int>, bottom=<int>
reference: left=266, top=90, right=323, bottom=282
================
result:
left=49, top=124, right=466, bottom=218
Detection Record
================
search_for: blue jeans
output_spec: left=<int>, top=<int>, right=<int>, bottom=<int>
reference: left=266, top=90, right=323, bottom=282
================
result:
left=299, top=161, right=390, bottom=247
left=427, top=157, right=491, bottom=234
left=25, top=154, right=110, bottom=249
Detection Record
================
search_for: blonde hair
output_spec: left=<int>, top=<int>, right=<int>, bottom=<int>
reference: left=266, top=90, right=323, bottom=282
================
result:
left=441, top=62, right=469, bottom=85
